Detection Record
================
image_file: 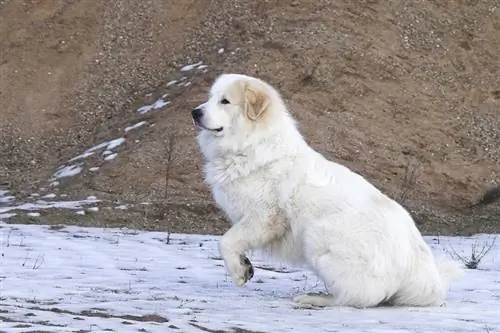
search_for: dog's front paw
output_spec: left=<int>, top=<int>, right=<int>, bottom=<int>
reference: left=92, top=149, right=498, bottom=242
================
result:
left=239, top=255, right=254, bottom=284
left=225, top=254, right=254, bottom=286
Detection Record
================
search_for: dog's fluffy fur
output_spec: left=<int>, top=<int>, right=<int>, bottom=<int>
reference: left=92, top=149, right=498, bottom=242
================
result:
left=192, top=73, right=462, bottom=308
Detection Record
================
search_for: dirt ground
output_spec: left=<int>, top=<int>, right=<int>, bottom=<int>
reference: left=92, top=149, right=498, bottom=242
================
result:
left=0, top=0, right=499, bottom=236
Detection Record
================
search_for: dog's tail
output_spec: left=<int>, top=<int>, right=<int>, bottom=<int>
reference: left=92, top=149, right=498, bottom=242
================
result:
left=435, top=256, right=463, bottom=290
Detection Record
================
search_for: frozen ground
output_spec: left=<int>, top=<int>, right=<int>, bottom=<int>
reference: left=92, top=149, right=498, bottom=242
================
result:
left=0, top=221, right=499, bottom=333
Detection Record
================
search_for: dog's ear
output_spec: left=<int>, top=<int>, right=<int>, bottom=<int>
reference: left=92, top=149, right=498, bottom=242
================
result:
left=244, top=83, right=269, bottom=121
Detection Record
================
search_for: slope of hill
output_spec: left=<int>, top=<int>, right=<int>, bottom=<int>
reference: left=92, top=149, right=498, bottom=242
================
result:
left=0, top=1, right=499, bottom=235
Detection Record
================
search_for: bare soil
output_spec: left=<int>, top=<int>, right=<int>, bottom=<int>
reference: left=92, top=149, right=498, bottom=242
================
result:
left=1, top=0, right=499, bottom=236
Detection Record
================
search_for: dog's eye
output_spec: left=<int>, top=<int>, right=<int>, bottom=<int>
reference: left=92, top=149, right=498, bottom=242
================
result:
left=220, top=98, right=230, bottom=105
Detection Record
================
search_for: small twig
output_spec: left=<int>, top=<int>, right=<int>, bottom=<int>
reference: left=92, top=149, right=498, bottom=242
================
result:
left=6, top=229, right=12, bottom=247
left=32, top=254, right=44, bottom=270
left=447, top=235, right=497, bottom=269
left=398, top=160, right=421, bottom=206
left=164, top=132, right=177, bottom=203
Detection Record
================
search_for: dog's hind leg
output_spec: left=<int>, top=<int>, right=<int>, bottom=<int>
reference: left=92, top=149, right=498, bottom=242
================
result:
left=293, top=293, right=337, bottom=308
left=294, top=250, right=393, bottom=308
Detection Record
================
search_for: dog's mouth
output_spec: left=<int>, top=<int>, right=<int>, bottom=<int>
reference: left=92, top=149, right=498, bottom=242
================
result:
left=192, top=118, right=223, bottom=133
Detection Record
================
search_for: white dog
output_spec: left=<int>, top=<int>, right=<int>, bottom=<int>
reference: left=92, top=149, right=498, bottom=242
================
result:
left=192, top=73, right=462, bottom=308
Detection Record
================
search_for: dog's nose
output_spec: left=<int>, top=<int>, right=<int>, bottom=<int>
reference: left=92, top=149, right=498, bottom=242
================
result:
left=191, top=108, right=203, bottom=120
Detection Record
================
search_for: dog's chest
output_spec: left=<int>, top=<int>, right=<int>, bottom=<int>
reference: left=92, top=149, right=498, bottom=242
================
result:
left=208, top=172, right=277, bottom=224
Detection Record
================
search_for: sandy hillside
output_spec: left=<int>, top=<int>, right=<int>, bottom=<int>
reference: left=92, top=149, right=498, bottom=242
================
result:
left=0, top=0, right=499, bottom=235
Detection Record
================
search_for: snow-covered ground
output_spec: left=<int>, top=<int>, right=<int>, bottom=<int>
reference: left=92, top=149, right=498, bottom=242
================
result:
left=0, top=221, right=499, bottom=333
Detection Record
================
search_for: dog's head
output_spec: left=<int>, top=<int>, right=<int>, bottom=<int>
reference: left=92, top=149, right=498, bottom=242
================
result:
left=191, top=74, right=281, bottom=139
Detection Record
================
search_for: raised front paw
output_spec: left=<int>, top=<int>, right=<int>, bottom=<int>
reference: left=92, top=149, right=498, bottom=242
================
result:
left=224, top=254, right=254, bottom=287
left=239, top=255, right=254, bottom=283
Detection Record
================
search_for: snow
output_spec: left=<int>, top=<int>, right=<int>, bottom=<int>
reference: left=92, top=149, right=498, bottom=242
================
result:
left=0, top=198, right=100, bottom=214
left=0, top=223, right=498, bottom=333
left=0, top=191, right=15, bottom=204
left=125, top=121, right=147, bottom=133
left=106, top=137, right=126, bottom=150
left=166, top=80, right=177, bottom=87
left=0, top=212, right=16, bottom=220
left=86, top=141, right=111, bottom=154
left=0, top=194, right=15, bottom=204
left=180, top=61, right=203, bottom=72
left=68, top=150, right=95, bottom=162
left=137, top=98, right=170, bottom=115
left=26, top=212, right=41, bottom=217
left=104, top=153, right=118, bottom=161
left=52, top=164, right=83, bottom=180
left=67, top=137, right=125, bottom=165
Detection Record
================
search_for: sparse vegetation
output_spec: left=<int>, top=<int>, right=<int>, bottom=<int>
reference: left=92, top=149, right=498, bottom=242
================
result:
left=447, top=235, right=497, bottom=270
left=143, top=130, right=177, bottom=242
left=397, top=159, right=422, bottom=207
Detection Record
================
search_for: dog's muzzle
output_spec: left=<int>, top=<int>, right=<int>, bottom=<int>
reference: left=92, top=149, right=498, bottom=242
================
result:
left=191, top=107, right=223, bottom=132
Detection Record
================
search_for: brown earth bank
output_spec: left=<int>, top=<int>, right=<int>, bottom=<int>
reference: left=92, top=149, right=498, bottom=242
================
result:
left=0, top=0, right=499, bottom=236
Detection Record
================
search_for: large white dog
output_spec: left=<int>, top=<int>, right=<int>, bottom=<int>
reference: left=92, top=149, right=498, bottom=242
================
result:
left=192, top=73, right=461, bottom=308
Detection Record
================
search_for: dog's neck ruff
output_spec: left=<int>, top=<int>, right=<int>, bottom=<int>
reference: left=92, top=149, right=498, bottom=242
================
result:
left=199, top=120, right=305, bottom=186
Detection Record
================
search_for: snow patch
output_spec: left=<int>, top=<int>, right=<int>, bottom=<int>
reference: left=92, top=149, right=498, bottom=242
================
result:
left=106, top=137, right=126, bottom=150
left=124, top=121, right=147, bottom=133
left=137, top=98, right=170, bottom=115
left=0, top=198, right=101, bottom=214
left=52, top=165, right=83, bottom=180
left=180, top=61, right=203, bottom=72
left=86, top=141, right=111, bottom=154
left=68, top=151, right=96, bottom=162
left=104, top=153, right=117, bottom=161
left=0, top=195, right=15, bottom=203
left=0, top=212, right=16, bottom=220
